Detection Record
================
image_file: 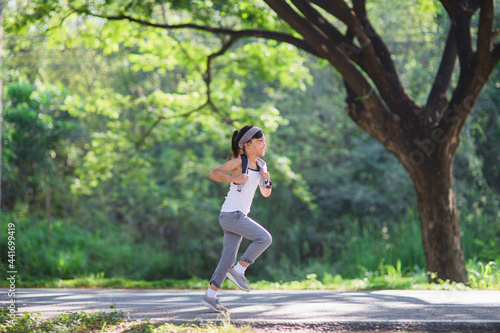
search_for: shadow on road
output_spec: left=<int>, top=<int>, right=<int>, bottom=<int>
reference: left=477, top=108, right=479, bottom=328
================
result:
left=3, top=288, right=500, bottom=331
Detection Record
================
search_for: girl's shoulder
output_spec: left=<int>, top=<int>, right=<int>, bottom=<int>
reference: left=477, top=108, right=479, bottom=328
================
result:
left=217, top=156, right=242, bottom=172
left=228, top=156, right=243, bottom=168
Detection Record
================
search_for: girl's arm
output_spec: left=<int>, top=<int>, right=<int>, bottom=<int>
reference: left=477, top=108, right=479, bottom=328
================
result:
left=209, top=158, right=248, bottom=184
left=259, top=170, right=272, bottom=197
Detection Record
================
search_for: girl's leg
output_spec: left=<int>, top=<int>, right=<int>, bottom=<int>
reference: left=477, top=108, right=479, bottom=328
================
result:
left=221, top=213, right=272, bottom=265
left=209, top=228, right=243, bottom=289
left=209, top=211, right=272, bottom=289
left=223, top=213, right=271, bottom=292
left=206, top=283, right=219, bottom=298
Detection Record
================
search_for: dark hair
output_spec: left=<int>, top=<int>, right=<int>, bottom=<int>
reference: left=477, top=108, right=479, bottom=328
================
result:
left=231, top=125, right=264, bottom=158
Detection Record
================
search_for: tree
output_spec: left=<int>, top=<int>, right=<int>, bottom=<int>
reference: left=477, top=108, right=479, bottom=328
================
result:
left=15, top=0, right=500, bottom=283
left=2, top=81, right=84, bottom=222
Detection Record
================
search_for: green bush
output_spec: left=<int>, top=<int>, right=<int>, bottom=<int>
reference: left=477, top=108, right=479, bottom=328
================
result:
left=1, top=209, right=498, bottom=289
left=0, top=214, right=175, bottom=283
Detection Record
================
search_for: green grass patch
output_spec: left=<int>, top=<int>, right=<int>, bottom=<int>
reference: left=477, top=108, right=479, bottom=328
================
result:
left=118, top=320, right=253, bottom=333
left=0, top=308, right=126, bottom=333
left=8, top=259, right=499, bottom=291
left=0, top=310, right=253, bottom=333
left=16, top=274, right=209, bottom=289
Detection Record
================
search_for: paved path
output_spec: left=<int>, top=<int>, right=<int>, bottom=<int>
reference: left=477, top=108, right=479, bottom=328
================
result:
left=2, top=289, right=500, bottom=331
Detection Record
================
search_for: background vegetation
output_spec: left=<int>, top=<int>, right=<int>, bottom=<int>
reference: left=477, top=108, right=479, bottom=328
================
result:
left=0, top=1, right=499, bottom=288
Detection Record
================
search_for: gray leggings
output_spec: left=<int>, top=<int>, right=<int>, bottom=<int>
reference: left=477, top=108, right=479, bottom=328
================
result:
left=210, top=211, right=272, bottom=289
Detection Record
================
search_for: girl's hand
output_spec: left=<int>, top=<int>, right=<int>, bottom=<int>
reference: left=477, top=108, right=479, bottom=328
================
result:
left=209, top=158, right=244, bottom=183
left=259, top=170, right=272, bottom=197
left=234, top=173, right=249, bottom=185
left=260, top=170, right=270, bottom=183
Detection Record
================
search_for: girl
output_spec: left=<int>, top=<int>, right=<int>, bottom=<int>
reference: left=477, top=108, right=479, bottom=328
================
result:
left=202, top=125, right=273, bottom=313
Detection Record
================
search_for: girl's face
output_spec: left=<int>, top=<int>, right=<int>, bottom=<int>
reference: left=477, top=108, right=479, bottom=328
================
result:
left=245, top=134, right=267, bottom=157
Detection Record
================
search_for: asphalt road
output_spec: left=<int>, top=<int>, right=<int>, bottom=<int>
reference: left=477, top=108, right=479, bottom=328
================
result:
left=2, top=288, right=500, bottom=331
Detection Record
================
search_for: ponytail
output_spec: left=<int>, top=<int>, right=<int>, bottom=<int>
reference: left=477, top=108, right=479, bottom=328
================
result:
left=231, top=125, right=264, bottom=159
left=231, top=130, right=240, bottom=159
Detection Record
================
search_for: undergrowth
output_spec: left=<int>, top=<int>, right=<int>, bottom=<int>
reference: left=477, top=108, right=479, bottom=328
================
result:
left=0, top=307, right=126, bottom=333
left=6, top=259, right=498, bottom=291
left=0, top=309, right=252, bottom=333
left=0, top=212, right=498, bottom=291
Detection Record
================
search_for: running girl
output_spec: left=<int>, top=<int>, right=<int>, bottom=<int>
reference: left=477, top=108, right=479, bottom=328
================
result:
left=202, top=125, right=273, bottom=313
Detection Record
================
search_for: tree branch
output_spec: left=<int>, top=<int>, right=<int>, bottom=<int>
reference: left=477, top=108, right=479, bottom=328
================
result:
left=438, top=0, right=457, bottom=22
left=328, top=0, right=415, bottom=119
left=290, top=0, right=361, bottom=63
left=476, top=0, right=494, bottom=70
left=204, top=38, right=237, bottom=124
left=47, top=10, right=76, bottom=32
left=492, top=41, right=500, bottom=64
left=72, top=8, right=321, bottom=57
left=352, top=0, right=366, bottom=15
left=205, top=38, right=237, bottom=97
left=343, top=26, right=366, bottom=124
left=424, top=25, right=457, bottom=125
left=135, top=115, right=165, bottom=149
left=134, top=105, right=201, bottom=149
left=436, top=1, right=483, bottom=142
left=310, top=0, right=349, bottom=24
left=454, top=1, right=480, bottom=73
left=263, top=0, right=373, bottom=98
left=352, top=0, right=398, bottom=77
left=264, top=0, right=397, bottom=143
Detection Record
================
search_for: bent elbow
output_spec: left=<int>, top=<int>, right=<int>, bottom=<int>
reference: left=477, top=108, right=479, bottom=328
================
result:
left=261, top=188, right=272, bottom=197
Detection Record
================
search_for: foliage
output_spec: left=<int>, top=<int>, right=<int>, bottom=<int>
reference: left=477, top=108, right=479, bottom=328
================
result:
left=2, top=260, right=498, bottom=291
left=0, top=214, right=177, bottom=281
left=1, top=0, right=499, bottom=286
left=0, top=308, right=126, bottom=333
left=468, top=260, right=500, bottom=290
left=0, top=310, right=253, bottom=333
left=2, top=81, right=85, bottom=215
left=1, top=214, right=499, bottom=291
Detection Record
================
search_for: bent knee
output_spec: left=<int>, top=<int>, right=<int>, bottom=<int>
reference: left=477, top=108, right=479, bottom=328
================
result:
left=262, top=232, right=272, bottom=247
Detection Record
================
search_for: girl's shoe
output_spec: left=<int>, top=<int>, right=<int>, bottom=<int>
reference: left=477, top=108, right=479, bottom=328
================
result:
left=202, top=294, right=228, bottom=313
left=227, top=268, right=251, bottom=292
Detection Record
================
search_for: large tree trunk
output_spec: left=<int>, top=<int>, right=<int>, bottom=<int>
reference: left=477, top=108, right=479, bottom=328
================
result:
left=411, top=158, right=468, bottom=283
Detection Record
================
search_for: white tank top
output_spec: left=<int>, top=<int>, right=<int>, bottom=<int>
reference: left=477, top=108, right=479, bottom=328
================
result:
left=220, top=168, right=260, bottom=215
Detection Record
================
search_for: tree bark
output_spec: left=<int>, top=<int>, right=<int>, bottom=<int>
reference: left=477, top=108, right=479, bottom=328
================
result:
left=410, top=157, right=467, bottom=283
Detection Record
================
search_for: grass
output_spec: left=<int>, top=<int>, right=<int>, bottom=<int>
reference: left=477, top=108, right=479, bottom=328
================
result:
left=0, top=307, right=127, bottom=333
left=108, top=320, right=254, bottom=333
left=254, top=259, right=499, bottom=291
left=0, top=309, right=255, bottom=333
left=6, top=259, right=499, bottom=291
left=1, top=309, right=441, bottom=333
left=1, top=212, right=498, bottom=291
left=15, top=274, right=209, bottom=289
